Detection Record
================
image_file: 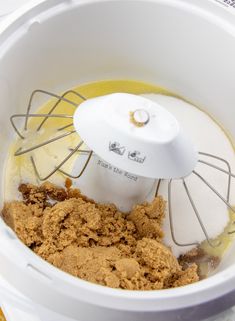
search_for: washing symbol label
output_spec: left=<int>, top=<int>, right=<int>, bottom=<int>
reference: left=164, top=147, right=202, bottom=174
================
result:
left=128, top=151, right=146, bottom=164
left=109, top=142, right=126, bottom=156
left=211, top=0, right=235, bottom=13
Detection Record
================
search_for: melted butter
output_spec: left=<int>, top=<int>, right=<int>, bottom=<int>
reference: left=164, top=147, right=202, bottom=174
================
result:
left=5, top=79, right=235, bottom=273
left=196, top=208, right=235, bottom=277
left=201, top=208, right=235, bottom=257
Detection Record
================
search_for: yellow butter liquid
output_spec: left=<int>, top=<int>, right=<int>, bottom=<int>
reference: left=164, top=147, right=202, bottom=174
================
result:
left=5, top=79, right=235, bottom=272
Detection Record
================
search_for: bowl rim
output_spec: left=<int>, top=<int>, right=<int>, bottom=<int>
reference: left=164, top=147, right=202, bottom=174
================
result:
left=0, top=0, right=235, bottom=315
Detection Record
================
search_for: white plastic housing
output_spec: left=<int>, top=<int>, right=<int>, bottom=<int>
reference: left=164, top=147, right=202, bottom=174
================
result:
left=74, top=93, right=198, bottom=178
left=0, top=1, right=235, bottom=321
left=72, top=152, right=157, bottom=212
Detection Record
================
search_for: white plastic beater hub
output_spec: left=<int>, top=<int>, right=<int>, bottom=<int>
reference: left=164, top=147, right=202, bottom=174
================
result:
left=73, top=93, right=198, bottom=179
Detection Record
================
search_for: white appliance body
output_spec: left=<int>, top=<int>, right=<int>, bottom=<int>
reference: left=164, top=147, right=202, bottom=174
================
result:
left=0, top=0, right=235, bottom=320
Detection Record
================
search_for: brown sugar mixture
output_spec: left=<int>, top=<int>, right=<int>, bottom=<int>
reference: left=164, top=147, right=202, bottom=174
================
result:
left=1, top=181, right=199, bottom=290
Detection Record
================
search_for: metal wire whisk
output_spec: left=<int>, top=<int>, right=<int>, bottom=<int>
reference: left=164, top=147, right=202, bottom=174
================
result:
left=156, top=152, right=235, bottom=247
left=10, top=89, right=93, bottom=181
left=10, top=89, right=235, bottom=248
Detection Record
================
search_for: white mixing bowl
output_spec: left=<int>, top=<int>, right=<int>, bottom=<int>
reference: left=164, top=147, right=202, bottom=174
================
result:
left=0, top=0, right=235, bottom=320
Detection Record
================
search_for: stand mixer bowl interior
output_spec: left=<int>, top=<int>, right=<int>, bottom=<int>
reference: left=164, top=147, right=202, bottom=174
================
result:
left=0, top=1, right=235, bottom=321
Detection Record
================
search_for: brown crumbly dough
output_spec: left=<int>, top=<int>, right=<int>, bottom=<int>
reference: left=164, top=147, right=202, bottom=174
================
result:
left=1, top=181, right=199, bottom=290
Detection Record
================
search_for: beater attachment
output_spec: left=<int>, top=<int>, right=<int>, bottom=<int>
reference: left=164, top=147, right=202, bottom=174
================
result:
left=10, top=89, right=92, bottom=181
left=10, top=90, right=235, bottom=248
left=166, top=152, right=235, bottom=247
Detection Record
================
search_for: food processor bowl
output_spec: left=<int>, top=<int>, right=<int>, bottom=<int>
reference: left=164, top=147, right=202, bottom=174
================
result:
left=0, top=0, right=235, bottom=320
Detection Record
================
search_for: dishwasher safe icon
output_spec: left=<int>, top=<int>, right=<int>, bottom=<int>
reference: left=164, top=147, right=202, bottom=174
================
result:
left=109, top=142, right=126, bottom=156
left=128, top=150, right=146, bottom=164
